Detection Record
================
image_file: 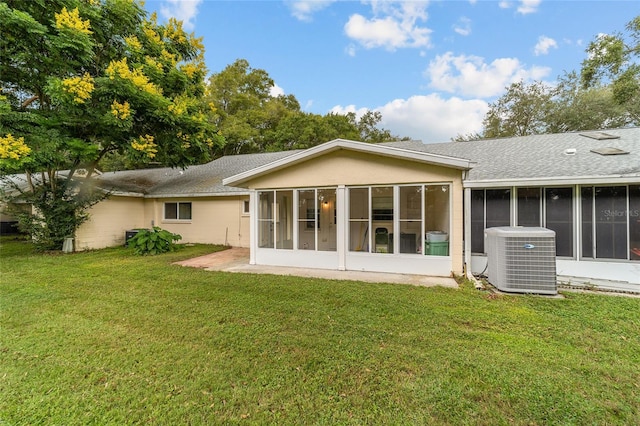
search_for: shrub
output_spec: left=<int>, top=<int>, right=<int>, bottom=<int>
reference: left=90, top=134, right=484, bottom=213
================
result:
left=128, top=227, right=181, bottom=255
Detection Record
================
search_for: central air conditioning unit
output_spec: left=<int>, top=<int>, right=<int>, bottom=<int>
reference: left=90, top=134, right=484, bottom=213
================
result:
left=485, top=227, right=557, bottom=295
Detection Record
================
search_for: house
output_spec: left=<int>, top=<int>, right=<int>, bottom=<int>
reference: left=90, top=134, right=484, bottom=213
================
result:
left=76, top=150, right=298, bottom=250
left=383, top=130, right=640, bottom=291
left=6, top=128, right=638, bottom=292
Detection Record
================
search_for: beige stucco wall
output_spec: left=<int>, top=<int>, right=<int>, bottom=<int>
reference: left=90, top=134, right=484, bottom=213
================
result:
left=240, top=149, right=466, bottom=273
left=76, top=194, right=251, bottom=250
left=147, top=196, right=250, bottom=248
left=245, top=150, right=462, bottom=188
left=75, top=195, right=146, bottom=250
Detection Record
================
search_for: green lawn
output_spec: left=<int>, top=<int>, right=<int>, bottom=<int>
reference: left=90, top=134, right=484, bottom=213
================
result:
left=1, top=237, right=639, bottom=425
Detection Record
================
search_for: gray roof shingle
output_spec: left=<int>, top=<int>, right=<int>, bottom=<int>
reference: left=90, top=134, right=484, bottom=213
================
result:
left=96, top=150, right=300, bottom=197
left=383, top=128, right=640, bottom=183
left=96, top=128, right=640, bottom=197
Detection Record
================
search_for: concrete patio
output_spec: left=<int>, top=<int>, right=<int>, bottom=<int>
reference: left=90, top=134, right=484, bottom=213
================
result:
left=174, top=247, right=459, bottom=288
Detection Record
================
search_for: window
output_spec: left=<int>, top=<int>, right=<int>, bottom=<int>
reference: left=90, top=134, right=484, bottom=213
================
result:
left=581, top=185, right=638, bottom=260
left=517, top=187, right=541, bottom=227
left=470, top=189, right=511, bottom=253
left=372, top=187, right=393, bottom=253
left=298, top=190, right=316, bottom=250
left=349, top=188, right=369, bottom=252
left=258, top=190, right=293, bottom=249
left=545, top=187, right=573, bottom=257
left=242, top=199, right=250, bottom=215
left=348, top=184, right=451, bottom=256
left=515, top=187, right=574, bottom=257
left=258, top=191, right=274, bottom=248
left=630, top=185, right=640, bottom=261
left=258, top=188, right=336, bottom=251
left=296, top=188, right=337, bottom=251
left=276, top=191, right=293, bottom=249
left=399, top=186, right=421, bottom=254
left=164, top=202, right=191, bottom=220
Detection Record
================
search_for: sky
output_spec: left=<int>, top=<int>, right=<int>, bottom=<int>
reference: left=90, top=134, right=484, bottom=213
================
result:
left=144, top=0, right=639, bottom=143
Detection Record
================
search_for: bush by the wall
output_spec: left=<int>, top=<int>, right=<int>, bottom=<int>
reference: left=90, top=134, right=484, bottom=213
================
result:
left=128, top=227, right=181, bottom=255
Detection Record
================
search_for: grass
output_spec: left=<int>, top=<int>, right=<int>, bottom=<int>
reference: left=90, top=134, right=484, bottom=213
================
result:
left=1, top=237, right=639, bottom=425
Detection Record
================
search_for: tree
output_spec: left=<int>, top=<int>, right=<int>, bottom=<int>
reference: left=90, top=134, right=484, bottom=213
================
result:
left=0, top=0, right=221, bottom=250
left=206, top=59, right=300, bottom=155
left=482, top=80, right=556, bottom=139
left=207, top=59, right=406, bottom=155
left=353, top=110, right=396, bottom=142
left=451, top=132, right=482, bottom=142
left=581, top=16, right=640, bottom=124
left=547, top=72, right=630, bottom=133
left=478, top=74, right=630, bottom=141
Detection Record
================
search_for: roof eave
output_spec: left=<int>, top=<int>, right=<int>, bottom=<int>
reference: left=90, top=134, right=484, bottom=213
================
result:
left=223, top=139, right=473, bottom=187
left=143, top=190, right=250, bottom=199
left=463, top=174, right=640, bottom=188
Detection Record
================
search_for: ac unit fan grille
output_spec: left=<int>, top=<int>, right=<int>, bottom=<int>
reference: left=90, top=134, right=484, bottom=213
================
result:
left=485, top=228, right=557, bottom=294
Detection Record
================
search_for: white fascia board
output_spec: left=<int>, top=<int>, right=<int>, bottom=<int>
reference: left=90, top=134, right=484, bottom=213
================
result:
left=107, top=190, right=146, bottom=198
left=223, top=139, right=473, bottom=187
left=143, top=191, right=250, bottom=199
left=463, top=174, right=640, bottom=188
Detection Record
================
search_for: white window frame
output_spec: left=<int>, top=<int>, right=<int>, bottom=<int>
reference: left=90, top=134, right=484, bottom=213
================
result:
left=164, top=201, right=192, bottom=221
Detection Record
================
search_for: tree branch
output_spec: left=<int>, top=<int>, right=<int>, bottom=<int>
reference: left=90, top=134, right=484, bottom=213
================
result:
left=21, top=95, right=39, bottom=109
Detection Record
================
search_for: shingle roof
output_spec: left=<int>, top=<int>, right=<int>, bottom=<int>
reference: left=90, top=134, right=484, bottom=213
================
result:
left=96, top=128, right=640, bottom=197
left=96, top=150, right=300, bottom=197
left=382, top=127, right=640, bottom=185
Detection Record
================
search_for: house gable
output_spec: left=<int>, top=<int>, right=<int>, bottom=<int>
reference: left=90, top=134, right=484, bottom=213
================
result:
left=234, top=149, right=466, bottom=190
left=223, top=139, right=473, bottom=188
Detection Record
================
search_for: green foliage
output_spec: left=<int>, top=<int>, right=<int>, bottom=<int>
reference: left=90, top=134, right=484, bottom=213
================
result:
left=207, top=59, right=405, bottom=155
left=0, top=0, right=220, bottom=248
left=127, top=226, right=181, bottom=255
left=581, top=15, right=640, bottom=123
left=478, top=15, right=639, bottom=140
left=4, top=176, right=106, bottom=251
left=482, top=80, right=556, bottom=138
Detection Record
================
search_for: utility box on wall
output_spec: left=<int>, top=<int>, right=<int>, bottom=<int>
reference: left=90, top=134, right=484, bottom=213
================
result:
left=485, top=227, right=557, bottom=295
left=125, top=229, right=140, bottom=247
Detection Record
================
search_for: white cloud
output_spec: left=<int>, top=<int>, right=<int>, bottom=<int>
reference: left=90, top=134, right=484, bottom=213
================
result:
left=453, top=17, right=472, bottom=36
left=344, top=1, right=432, bottom=50
left=286, top=0, right=336, bottom=22
left=159, top=0, right=202, bottom=31
left=270, top=83, right=285, bottom=97
left=498, top=0, right=541, bottom=14
left=534, top=36, right=558, bottom=56
left=330, top=104, right=370, bottom=118
left=345, top=44, right=357, bottom=57
left=517, top=0, right=541, bottom=14
left=333, top=94, right=488, bottom=143
left=425, top=52, right=551, bottom=98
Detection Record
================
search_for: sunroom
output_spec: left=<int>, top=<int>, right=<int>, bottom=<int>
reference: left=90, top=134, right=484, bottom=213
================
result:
left=223, top=139, right=474, bottom=277
left=467, top=182, right=640, bottom=289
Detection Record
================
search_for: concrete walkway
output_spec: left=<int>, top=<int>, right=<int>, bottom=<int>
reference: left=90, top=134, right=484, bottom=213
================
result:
left=174, top=247, right=458, bottom=288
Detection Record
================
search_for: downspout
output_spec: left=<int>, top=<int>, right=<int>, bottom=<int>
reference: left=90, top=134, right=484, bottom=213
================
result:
left=249, top=190, right=256, bottom=265
left=463, top=180, right=483, bottom=289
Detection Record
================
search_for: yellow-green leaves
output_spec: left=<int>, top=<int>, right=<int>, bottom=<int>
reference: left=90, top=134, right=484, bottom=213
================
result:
left=55, top=7, right=91, bottom=35
left=131, top=134, right=157, bottom=158
left=0, top=134, right=31, bottom=160
left=111, top=100, right=131, bottom=120
left=106, top=58, right=161, bottom=96
left=61, top=73, right=94, bottom=104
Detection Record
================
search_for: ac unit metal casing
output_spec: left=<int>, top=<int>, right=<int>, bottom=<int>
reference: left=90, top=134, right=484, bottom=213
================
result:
left=485, top=227, right=557, bottom=295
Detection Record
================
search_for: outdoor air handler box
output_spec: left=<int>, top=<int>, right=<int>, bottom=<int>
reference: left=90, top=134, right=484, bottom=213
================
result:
left=125, top=229, right=140, bottom=246
left=485, top=227, right=557, bottom=295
